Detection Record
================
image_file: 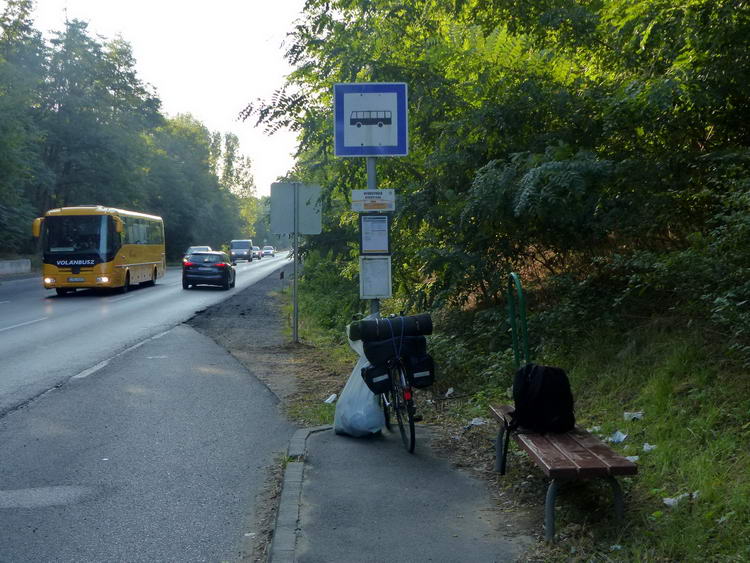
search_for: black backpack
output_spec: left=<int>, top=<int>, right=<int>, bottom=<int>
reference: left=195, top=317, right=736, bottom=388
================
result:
left=513, top=363, right=575, bottom=433
left=498, top=363, right=575, bottom=475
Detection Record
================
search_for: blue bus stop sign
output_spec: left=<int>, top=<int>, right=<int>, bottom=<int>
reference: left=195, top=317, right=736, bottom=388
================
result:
left=334, top=83, right=408, bottom=157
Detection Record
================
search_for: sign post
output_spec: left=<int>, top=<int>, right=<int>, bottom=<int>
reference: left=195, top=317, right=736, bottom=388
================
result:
left=334, top=83, right=408, bottom=316
left=271, top=182, right=322, bottom=343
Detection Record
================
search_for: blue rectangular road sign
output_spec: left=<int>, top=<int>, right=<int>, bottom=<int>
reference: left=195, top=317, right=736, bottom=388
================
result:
left=334, top=83, right=408, bottom=157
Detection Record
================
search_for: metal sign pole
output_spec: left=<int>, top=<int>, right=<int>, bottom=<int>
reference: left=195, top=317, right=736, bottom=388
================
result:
left=366, top=157, right=380, bottom=316
left=293, top=182, right=299, bottom=343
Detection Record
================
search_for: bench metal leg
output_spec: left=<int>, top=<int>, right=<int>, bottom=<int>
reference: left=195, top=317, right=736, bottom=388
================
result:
left=494, top=428, right=503, bottom=472
left=544, top=479, right=560, bottom=542
left=606, top=476, right=624, bottom=520
left=494, top=425, right=511, bottom=474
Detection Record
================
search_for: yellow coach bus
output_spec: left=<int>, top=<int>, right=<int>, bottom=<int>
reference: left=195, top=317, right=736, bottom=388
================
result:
left=32, top=206, right=165, bottom=296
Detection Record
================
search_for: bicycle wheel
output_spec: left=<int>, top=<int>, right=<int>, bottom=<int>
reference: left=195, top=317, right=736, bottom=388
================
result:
left=380, top=391, right=392, bottom=431
left=391, top=365, right=416, bottom=453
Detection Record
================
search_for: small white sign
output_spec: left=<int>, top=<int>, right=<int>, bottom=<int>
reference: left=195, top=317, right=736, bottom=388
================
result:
left=359, top=256, right=392, bottom=299
left=351, top=189, right=395, bottom=212
left=360, top=215, right=389, bottom=254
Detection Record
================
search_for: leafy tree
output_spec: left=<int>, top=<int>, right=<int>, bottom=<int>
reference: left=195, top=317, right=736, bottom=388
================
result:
left=0, top=0, right=46, bottom=250
left=246, top=0, right=750, bottom=349
left=36, top=19, right=162, bottom=210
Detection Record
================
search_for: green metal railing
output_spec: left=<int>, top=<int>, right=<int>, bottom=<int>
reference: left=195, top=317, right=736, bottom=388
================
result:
left=507, top=272, right=530, bottom=369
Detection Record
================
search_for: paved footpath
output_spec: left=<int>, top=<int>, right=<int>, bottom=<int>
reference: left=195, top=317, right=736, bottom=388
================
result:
left=273, top=425, right=533, bottom=562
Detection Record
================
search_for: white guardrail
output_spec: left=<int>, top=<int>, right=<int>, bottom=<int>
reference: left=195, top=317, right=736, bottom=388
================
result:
left=0, top=259, right=32, bottom=275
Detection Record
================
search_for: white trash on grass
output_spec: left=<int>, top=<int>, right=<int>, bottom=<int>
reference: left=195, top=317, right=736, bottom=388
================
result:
left=624, top=411, right=644, bottom=421
left=323, top=393, right=337, bottom=404
left=643, top=442, right=657, bottom=452
left=609, top=430, right=628, bottom=444
left=663, top=491, right=700, bottom=508
left=464, top=417, right=488, bottom=430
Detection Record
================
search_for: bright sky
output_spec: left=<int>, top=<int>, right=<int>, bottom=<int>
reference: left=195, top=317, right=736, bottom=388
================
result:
left=26, top=0, right=305, bottom=197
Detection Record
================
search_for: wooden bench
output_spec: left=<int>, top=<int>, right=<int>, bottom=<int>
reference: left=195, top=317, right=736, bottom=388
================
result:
left=489, top=404, right=638, bottom=541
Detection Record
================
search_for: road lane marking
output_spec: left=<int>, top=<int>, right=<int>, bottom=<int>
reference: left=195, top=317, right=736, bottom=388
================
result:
left=0, top=317, right=48, bottom=333
left=72, top=359, right=111, bottom=379
left=72, top=328, right=174, bottom=379
left=0, top=300, right=9, bottom=305
left=108, top=294, right=135, bottom=303
left=0, top=486, right=99, bottom=508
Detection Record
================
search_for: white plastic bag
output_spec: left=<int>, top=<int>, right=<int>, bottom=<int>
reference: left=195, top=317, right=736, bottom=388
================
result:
left=334, top=354, right=385, bottom=437
left=334, top=314, right=384, bottom=437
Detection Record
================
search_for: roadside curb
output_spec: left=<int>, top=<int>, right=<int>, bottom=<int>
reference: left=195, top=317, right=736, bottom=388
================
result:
left=269, top=425, right=332, bottom=563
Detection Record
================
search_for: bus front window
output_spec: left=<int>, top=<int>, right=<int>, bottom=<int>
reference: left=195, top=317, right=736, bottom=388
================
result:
left=44, top=215, right=106, bottom=255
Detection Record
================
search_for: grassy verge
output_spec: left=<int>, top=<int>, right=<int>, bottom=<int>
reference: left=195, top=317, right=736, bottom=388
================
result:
left=285, top=271, right=750, bottom=560
left=278, top=286, right=353, bottom=426
left=539, top=324, right=750, bottom=561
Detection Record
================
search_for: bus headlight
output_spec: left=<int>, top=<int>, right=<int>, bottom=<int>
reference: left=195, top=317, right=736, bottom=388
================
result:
left=96, top=276, right=110, bottom=283
left=44, top=277, right=55, bottom=285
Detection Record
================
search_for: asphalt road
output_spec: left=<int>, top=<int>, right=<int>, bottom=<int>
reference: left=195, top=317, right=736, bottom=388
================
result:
left=0, top=254, right=296, bottom=561
left=0, top=254, right=288, bottom=416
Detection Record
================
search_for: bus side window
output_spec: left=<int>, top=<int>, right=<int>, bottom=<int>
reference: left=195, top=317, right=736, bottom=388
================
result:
left=107, top=217, right=121, bottom=253
left=147, top=220, right=163, bottom=244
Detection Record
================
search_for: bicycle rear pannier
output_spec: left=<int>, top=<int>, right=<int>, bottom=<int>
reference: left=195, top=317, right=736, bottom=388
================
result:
left=406, top=354, right=435, bottom=388
left=363, top=335, right=428, bottom=367
left=361, top=363, right=391, bottom=394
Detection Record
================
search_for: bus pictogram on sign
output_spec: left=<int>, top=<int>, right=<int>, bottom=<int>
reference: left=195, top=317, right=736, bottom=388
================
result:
left=350, top=110, right=392, bottom=128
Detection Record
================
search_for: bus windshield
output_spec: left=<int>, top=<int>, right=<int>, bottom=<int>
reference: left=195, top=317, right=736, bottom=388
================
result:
left=43, top=215, right=115, bottom=256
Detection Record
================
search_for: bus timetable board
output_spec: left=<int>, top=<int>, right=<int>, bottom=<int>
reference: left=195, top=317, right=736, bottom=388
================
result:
left=334, top=83, right=408, bottom=157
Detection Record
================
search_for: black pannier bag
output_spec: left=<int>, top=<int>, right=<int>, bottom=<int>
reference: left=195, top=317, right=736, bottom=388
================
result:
left=512, top=363, right=575, bottom=434
left=362, top=335, right=428, bottom=367
left=361, top=363, right=391, bottom=394
left=348, top=314, right=433, bottom=342
left=405, top=354, right=435, bottom=388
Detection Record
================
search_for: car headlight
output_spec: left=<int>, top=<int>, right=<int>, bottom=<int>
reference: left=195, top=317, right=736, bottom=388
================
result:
left=96, top=276, right=110, bottom=283
left=44, top=277, right=55, bottom=284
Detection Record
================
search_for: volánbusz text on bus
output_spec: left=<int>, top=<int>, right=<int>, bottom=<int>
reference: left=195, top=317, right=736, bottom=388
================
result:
left=32, top=206, right=165, bottom=296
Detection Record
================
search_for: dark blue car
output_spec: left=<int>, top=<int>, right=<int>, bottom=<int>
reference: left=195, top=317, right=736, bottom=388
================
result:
left=182, top=251, right=235, bottom=290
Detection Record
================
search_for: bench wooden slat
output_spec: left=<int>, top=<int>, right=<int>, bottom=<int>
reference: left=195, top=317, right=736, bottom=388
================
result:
left=568, top=430, right=638, bottom=476
left=546, top=433, right=610, bottom=477
left=515, top=434, right=579, bottom=479
left=489, top=404, right=514, bottom=424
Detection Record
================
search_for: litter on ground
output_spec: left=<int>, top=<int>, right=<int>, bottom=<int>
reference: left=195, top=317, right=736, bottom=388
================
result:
left=663, top=491, right=700, bottom=508
left=609, top=430, right=628, bottom=444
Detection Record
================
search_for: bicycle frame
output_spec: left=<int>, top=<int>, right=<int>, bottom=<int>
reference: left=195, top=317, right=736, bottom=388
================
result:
left=386, top=357, right=416, bottom=452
